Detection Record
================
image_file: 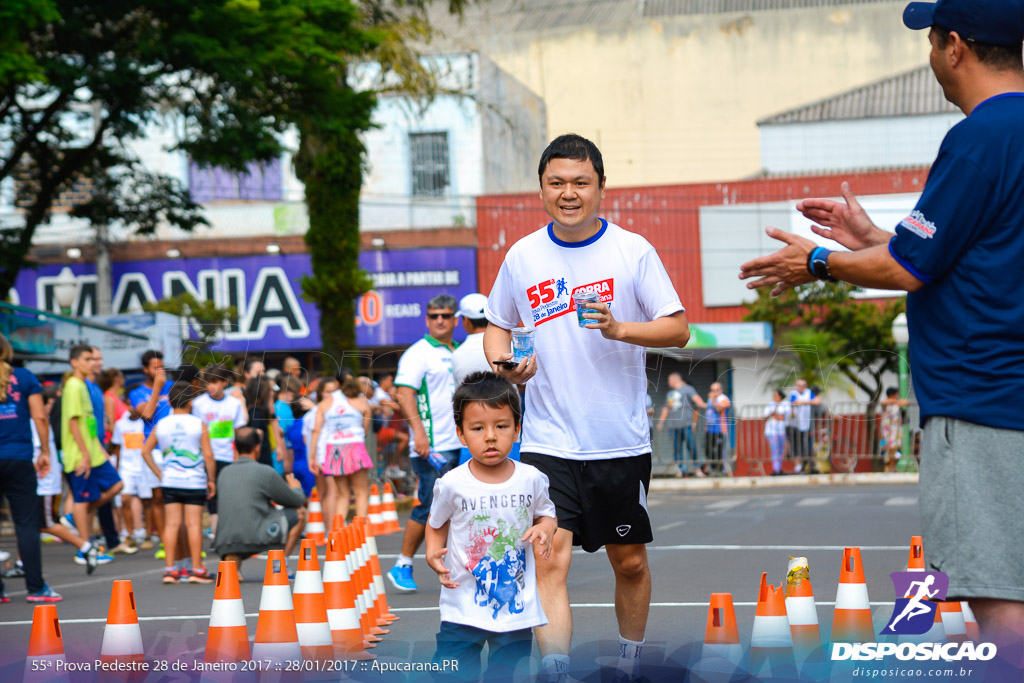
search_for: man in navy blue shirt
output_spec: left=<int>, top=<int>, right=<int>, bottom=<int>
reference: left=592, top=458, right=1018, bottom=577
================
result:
left=740, top=0, right=1024, bottom=654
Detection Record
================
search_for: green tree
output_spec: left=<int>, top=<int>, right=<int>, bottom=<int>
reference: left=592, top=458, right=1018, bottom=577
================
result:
left=143, top=293, right=237, bottom=370
left=744, top=281, right=906, bottom=456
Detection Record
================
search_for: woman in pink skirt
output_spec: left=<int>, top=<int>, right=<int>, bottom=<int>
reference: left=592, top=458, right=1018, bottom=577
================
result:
left=310, top=373, right=372, bottom=528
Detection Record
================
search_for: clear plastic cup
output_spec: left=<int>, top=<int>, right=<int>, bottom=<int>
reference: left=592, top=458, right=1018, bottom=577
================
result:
left=511, top=327, right=535, bottom=362
left=573, top=290, right=600, bottom=328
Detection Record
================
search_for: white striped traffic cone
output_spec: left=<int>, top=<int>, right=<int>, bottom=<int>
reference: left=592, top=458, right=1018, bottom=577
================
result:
left=293, top=539, right=334, bottom=662
left=379, top=483, right=402, bottom=535
left=368, top=485, right=384, bottom=536
left=962, top=602, right=981, bottom=643
left=939, top=602, right=968, bottom=643
left=749, top=572, right=795, bottom=679
left=691, top=593, right=742, bottom=683
left=831, top=547, right=874, bottom=643
left=785, top=557, right=821, bottom=664
left=252, top=549, right=302, bottom=664
left=205, top=560, right=250, bottom=663
left=100, top=580, right=145, bottom=672
left=323, top=530, right=373, bottom=660
left=24, top=605, right=69, bottom=683
left=305, top=489, right=326, bottom=546
left=899, top=536, right=945, bottom=644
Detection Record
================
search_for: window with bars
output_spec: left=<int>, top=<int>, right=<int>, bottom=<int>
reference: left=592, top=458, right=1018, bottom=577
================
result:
left=409, top=132, right=450, bottom=197
left=188, top=158, right=283, bottom=203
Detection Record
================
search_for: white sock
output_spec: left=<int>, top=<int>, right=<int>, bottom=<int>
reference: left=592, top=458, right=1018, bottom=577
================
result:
left=542, top=654, right=570, bottom=676
left=395, top=555, right=414, bottom=568
left=619, top=634, right=644, bottom=660
left=80, top=541, right=92, bottom=554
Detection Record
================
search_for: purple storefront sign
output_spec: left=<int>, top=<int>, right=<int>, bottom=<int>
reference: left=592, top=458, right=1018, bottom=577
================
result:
left=11, top=248, right=477, bottom=351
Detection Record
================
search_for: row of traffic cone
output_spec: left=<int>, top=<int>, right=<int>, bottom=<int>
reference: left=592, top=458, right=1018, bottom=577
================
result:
left=695, top=538, right=981, bottom=679
left=25, top=579, right=145, bottom=683
left=305, top=484, right=402, bottom=546
left=26, top=518, right=401, bottom=678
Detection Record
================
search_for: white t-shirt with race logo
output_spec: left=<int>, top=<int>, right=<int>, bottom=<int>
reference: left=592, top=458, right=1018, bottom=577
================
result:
left=428, top=461, right=556, bottom=632
left=788, top=388, right=816, bottom=432
left=486, top=220, right=684, bottom=460
left=191, top=393, right=247, bottom=463
left=31, top=421, right=62, bottom=497
left=395, top=336, right=461, bottom=455
left=111, top=414, right=147, bottom=474
left=763, top=402, right=792, bottom=438
left=154, top=414, right=207, bottom=490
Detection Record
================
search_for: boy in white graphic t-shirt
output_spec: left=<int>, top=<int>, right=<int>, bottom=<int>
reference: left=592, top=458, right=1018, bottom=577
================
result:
left=191, top=365, right=247, bottom=535
left=426, top=372, right=556, bottom=680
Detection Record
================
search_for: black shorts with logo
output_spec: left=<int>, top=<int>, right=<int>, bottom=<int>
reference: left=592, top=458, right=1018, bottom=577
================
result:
left=520, top=452, right=653, bottom=553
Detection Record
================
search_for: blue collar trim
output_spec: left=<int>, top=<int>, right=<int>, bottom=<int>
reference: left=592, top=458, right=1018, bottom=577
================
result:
left=547, top=218, right=607, bottom=248
left=973, top=92, right=1024, bottom=114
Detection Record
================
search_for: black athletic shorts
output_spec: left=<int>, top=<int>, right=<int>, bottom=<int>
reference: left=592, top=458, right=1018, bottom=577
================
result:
left=520, top=452, right=653, bottom=553
left=161, top=487, right=208, bottom=506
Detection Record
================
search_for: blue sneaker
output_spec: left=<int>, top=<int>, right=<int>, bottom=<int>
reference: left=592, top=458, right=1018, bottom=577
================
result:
left=386, top=564, right=417, bottom=593
left=26, top=584, right=62, bottom=603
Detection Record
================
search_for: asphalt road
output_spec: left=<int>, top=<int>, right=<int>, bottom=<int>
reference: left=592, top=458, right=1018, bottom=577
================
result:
left=0, top=483, right=926, bottom=681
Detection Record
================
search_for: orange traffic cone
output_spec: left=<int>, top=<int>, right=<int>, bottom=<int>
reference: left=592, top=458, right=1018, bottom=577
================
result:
left=360, top=516, right=397, bottom=623
left=331, top=514, right=346, bottom=533
left=293, top=539, right=334, bottom=662
left=939, top=602, right=968, bottom=643
left=368, top=485, right=384, bottom=535
left=962, top=602, right=980, bottom=642
left=346, top=525, right=381, bottom=647
left=323, top=530, right=373, bottom=660
left=100, top=580, right=145, bottom=670
left=306, top=489, right=326, bottom=546
left=907, top=536, right=925, bottom=571
left=785, top=557, right=821, bottom=664
left=831, top=547, right=874, bottom=643
left=693, top=593, right=742, bottom=682
left=24, top=605, right=68, bottom=683
left=205, top=561, right=250, bottom=663
left=353, top=519, right=389, bottom=636
left=898, top=536, right=945, bottom=644
left=379, top=483, right=402, bottom=535
left=252, top=549, right=301, bottom=663
left=749, top=572, right=794, bottom=678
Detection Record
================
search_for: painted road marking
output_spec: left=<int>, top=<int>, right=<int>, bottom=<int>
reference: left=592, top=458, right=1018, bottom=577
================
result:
left=795, top=497, right=832, bottom=507
left=656, top=520, right=686, bottom=531
left=884, top=497, right=917, bottom=506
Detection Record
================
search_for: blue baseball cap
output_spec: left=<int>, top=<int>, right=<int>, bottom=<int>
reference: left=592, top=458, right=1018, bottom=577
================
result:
left=904, top=0, right=1024, bottom=46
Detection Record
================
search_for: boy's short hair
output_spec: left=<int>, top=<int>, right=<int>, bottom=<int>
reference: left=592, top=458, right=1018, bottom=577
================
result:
left=202, top=364, right=235, bottom=385
left=168, top=380, right=199, bottom=409
left=234, top=426, right=261, bottom=455
left=69, top=343, right=92, bottom=362
left=97, top=368, right=123, bottom=392
left=140, top=349, right=163, bottom=369
left=453, top=372, right=522, bottom=429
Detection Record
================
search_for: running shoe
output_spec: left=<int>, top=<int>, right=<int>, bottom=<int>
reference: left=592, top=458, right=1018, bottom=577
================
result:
left=0, top=590, right=9, bottom=603
left=74, top=549, right=114, bottom=566
left=26, top=584, right=62, bottom=602
left=188, top=567, right=215, bottom=584
left=139, top=538, right=154, bottom=550
left=0, top=550, right=9, bottom=562
left=163, top=568, right=182, bottom=584
left=154, top=544, right=166, bottom=560
left=3, top=561, right=25, bottom=578
left=59, top=513, right=76, bottom=532
left=111, top=540, right=138, bottom=555
left=386, top=564, right=417, bottom=593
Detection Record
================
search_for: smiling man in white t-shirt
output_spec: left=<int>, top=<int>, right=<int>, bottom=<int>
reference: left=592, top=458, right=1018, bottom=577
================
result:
left=483, top=134, right=690, bottom=682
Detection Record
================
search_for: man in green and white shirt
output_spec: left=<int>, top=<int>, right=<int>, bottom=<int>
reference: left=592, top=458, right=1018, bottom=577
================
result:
left=388, top=293, right=461, bottom=593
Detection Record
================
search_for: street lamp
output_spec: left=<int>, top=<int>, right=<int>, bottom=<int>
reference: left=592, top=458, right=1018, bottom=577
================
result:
left=891, top=312, right=912, bottom=461
left=53, top=267, right=79, bottom=316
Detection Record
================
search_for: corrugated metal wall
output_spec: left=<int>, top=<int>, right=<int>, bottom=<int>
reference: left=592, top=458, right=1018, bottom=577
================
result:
left=475, top=166, right=929, bottom=323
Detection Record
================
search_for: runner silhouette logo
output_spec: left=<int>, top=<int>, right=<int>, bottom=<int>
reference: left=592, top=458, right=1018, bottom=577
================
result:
left=882, top=571, right=950, bottom=635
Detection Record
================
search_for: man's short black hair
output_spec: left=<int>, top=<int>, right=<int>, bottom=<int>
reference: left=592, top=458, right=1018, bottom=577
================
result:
left=168, top=380, right=199, bottom=409
left=235, top=426, right=261, bottom=455
left=932, top=25, right=1024, bottom=70
left=538, top=134, right=605, bottom=185
left=141, top=350, right=163, bottom=369
left=886, top=386, right=900, bottom=398
left=452, top=372, right=522, bottom=429
left=69, top=343, right=92, bottom=362
left=177, top=363, right=200, bottom=385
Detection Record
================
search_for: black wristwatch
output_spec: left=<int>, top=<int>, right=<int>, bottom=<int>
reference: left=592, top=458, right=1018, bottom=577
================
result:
left=807, top=247, right=837, bottom=282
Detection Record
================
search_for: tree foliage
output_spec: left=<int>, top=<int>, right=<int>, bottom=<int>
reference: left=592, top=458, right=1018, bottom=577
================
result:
left=143, top=292, right=237, bottom=369
left=2, top=0, right=480, bottom=365
left=743, top=281, right=906, bottom=407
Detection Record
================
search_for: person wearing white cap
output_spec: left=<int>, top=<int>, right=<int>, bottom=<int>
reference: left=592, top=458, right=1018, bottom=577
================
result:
left=452, top=293, right=493, bottom=388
